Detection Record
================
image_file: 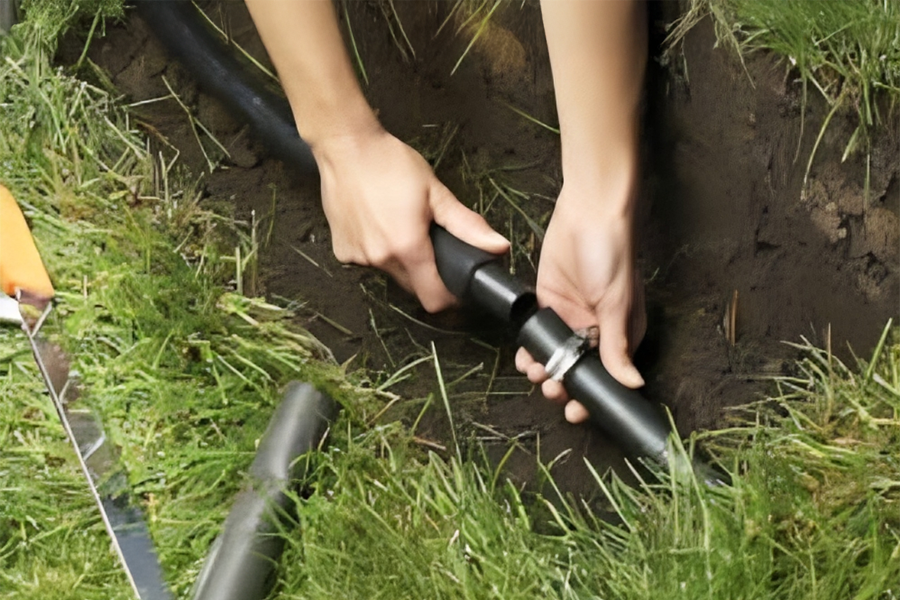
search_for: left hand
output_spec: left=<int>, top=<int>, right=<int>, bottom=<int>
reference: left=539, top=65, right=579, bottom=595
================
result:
left=515, top=178, right=646, bottom=424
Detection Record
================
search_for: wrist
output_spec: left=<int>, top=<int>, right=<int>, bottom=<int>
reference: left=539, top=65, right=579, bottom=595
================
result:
left=558, top=154, right=639, bottom=221
left=293, top=93, right=382, bottom=151
left=307, top=121, right=392, bottom=177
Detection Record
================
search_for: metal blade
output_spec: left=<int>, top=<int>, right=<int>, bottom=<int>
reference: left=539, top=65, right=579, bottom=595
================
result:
left=0, top=293, right=22, bottom=323
left=24, top=307, right=173, bottom=600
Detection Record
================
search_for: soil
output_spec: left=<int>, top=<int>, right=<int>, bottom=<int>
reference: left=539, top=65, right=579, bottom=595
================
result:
left=62, top=1, right=899, bottom=498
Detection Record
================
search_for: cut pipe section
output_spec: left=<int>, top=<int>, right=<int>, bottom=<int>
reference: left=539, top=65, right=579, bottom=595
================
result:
left=191, top=382, right=336, bottom=600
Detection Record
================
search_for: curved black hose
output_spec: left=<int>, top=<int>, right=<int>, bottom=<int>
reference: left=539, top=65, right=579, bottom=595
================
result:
left=135, top=0, right=317, bottom=173
left=191, top=382, right=335, bottom=600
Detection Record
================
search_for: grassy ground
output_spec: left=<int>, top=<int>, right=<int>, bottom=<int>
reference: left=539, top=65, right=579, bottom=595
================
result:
left=278, top=327, right=900, bottom=599
left=1, top=4, right=899, bottom=600
left=667, top=0, right=900, bottom=184
left=0, top=26, right=372, bottom=598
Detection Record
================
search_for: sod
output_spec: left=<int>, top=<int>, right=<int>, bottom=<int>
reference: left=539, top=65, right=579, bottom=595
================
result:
left=0, top=26, right=369, bottom=598
left=667, top=0, right=900, bottom=184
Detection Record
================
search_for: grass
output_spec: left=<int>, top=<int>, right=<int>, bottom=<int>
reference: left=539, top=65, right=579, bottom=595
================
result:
left=2, top=4, right=899, bottom=600
left=273, top=326, right=900, bottom=599
left=667, top=0, right=900, bottom=189
left=341, top=0, right=368, bottom=86
left=449, top=0, right=503, bottom=76
left=379, top=0, right=416, bottom=62
left=11, top=0, right=122, bottom=52
left=0, top=27, right=375, bottom=599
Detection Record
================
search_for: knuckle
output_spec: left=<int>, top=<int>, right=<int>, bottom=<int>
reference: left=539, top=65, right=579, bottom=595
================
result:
left=393, top=237, right=427, bottom=262
left=331, top=242, right=356, bottom=265
left=364, top=246, right=393, bottom=268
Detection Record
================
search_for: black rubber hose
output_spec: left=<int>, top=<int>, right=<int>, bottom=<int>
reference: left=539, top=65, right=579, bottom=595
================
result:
left=191, top=382, right=336, bottom=600
left=134, top=1, right=317, bottom=173
left=0, top=0, right=17, bottom=35
left=516, top=308, right=670, bottom=464
left=433, top=226, right=728, bottom=484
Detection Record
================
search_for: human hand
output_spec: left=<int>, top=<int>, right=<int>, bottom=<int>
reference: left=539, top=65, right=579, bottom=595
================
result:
left=515, top=177, right=646, bottom=424
left=312, top=127, right=509, bottom=312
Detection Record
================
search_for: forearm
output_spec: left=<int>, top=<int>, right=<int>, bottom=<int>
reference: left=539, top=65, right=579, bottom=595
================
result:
left=540, top=0, right=647, bottom=215
left=245, top=0, right=379, bottom=146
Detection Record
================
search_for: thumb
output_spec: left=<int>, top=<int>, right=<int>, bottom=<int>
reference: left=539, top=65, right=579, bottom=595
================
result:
left=598, top=309, right=645, bottom=389
left=430, top=183, right=509, bottom=255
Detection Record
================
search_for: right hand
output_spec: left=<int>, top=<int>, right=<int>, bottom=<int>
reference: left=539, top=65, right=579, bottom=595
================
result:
left=514, top=175, right=646, bottom=424
left=311, top=127, right=509, bottom=313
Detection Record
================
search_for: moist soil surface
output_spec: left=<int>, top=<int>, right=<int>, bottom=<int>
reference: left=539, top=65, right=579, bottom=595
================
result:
left=64, top=1, right=899, bottom=497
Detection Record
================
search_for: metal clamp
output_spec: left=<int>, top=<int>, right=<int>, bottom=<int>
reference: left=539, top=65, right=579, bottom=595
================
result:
left=543, top=326, right=599, bottom=382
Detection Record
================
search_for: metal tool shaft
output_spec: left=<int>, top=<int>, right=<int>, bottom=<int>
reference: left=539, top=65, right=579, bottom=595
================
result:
left=24, top=305, right=172, bottom=600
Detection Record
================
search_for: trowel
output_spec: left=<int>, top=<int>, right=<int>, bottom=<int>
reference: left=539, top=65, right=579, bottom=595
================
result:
left=0, top=184, right=173, bottom=599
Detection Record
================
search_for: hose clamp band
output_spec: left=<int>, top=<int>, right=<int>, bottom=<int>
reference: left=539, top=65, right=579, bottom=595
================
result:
left=543, top=326, right=599, bottom=382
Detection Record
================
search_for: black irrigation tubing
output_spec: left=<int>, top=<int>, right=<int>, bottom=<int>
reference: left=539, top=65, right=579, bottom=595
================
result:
left=134, top=0, right=318, bottom=174
left=191, top=382, right=335, bottom=600
left=136, top=0, right=726, bottom=486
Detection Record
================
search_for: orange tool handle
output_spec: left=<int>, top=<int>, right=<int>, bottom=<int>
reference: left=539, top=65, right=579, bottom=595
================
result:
left=0, top=185, right=54, bottom=300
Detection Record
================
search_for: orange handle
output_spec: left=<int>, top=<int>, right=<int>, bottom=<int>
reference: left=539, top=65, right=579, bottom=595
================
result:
left=0, top=185, right=54, bottom=301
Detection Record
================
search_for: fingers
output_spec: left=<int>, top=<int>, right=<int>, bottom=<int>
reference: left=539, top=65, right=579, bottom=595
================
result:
left=379, top=183, right=508, bottom=312
left=377, top=234, right=456, bottom=313
left=514, top=346, right=532, bottom=373
left=564, top=400, right=589, bottom=424
left=393, top=182, right=506, bottom=311
left=404, top=247, right=457, bottom=313
left=515, top=347, right=587, bottom=424
left=515, top=345, right=568, bottom=401
left=598, top=307, right=645, bottom=389
left=430, top=183, right=509, bottom=255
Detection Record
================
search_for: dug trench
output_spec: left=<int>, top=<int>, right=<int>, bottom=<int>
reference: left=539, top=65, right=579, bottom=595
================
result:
left=60, top=1, right=899, bottom=498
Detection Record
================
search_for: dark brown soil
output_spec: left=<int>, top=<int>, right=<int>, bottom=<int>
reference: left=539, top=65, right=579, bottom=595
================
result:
left=65, top=1, right=899, bottom=497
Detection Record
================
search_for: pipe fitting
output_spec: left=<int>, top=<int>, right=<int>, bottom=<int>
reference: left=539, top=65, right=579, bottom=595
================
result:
left=518, top=308, right=671, bottom=465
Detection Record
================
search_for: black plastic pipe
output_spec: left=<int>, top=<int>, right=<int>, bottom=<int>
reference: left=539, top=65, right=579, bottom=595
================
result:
left=431, top=226, right=672, bottom=465
left=431, top=226, right=727, bottom=484
left=134, top=0, right=317, bottom=172
left=517, top=308, right=671, bottom=463
left=191, top=382, right=335, bottom=600
left=0, top=0, right=17, bottom=35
